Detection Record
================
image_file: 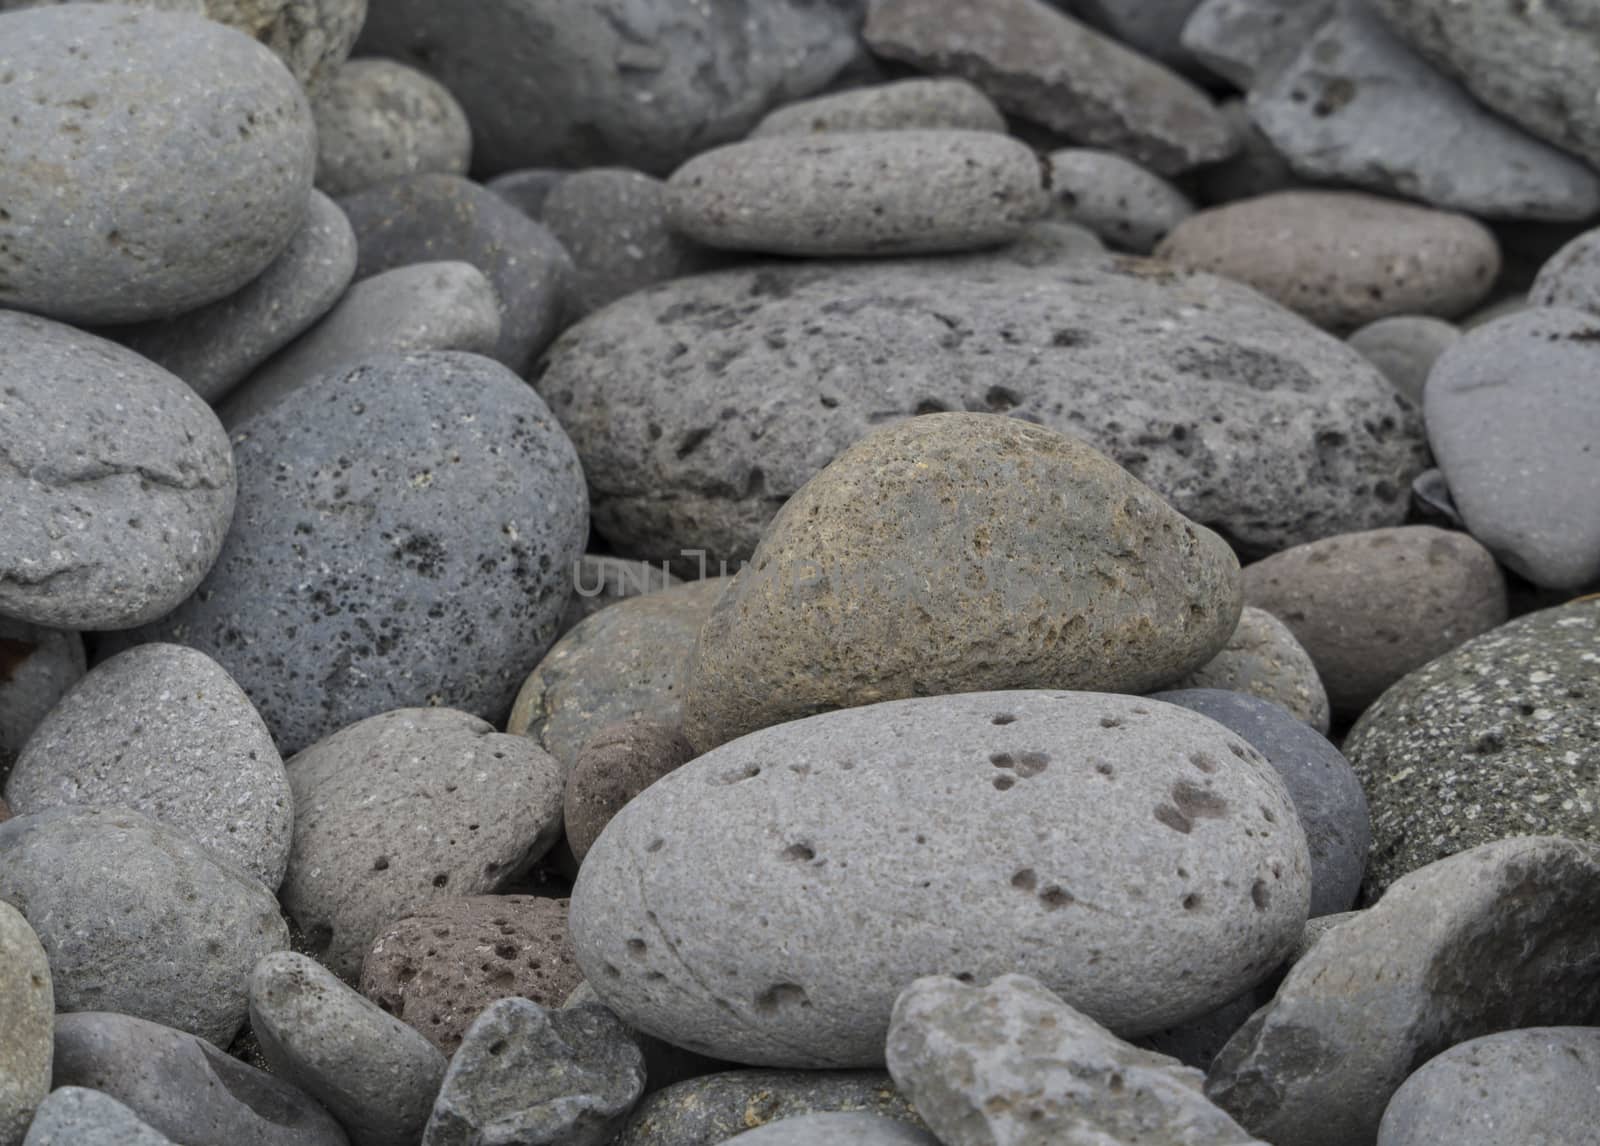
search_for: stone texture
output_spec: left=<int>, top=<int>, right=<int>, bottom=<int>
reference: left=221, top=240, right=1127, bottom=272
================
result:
left=218, top=261, right=502, bottom=427
left=681, top=415, right=1242, bottom=749
left=1377, top=1028, right=1600, bottom=1146
left=1243, top=526, right=1509, bottom=718
left=421, top=999, right=645, bottom=1146
left=1207, top=836, right=1600, bottom=1146
left=250, top=951, right=447, bottom=1146
left=574, top=691, right=1309, bottom=1067
left=1181, top=0, right=1332, bottom=89
left=566, top=719, right=697, bottom=864
left=1425, top=307, right=1600, bottom=589
left=485, top=169, right=568, bottom=221
left=1530, top=228, right=1600, bottom=314
left=509, top=579, right=725, bottom=769
left=889, top=975, right=1264, bottom=1146
left=1153, top=689, right=1370, bottom=916
left=0, top=901, right=50, bottom=1146
left=281, top=707, right=565, bottom=980
left=1157, top=191, right=1501, bottom=331
left=612, top=1072, right=922, bottom=1146
left=1168, top=606, right=1330, bottom=733
left=559, top=556, right=682, bottom=638
left=6, top=643, right=291, bottom=889
left=751, top=79, right=1005, bottom=139
left=1343, top=600, right=1600, bottom=895
left=0, top=806, right=286, bottom=1047
left=0, top=311, right=236, bottom=630
left=52, top=1011, right=349, bottom=1146
left=338, top=174, right=572, bottom=372
left=1347, top=316, right=1460, bottom=405
left=666, top=131, right=1049, bottom=257
left=535, top=256, right=1426, bottom=567
left=541, top=169, right=724, bottom=318
left=1367, top=0, right=1600, bottom=169
left=863, top=0, right=1235, bottom=177
left=1249, top=0, right=1600, bottom=221
left=0, top=620, right=84, bottom=783
left=1047, top=149, right=1194, bottom=254
left=719, top=1113, right=938, bottom=1145
left=360, top=895, right=582, bottom=1054
left=119, top=352, right=587, bottom=755
left=115, top=191, right=358, bottom=405
left=313, top=59, right=472, bottom=197
left=356, top=0, right=860, bottom=175
left=20, top=1088, right=175, bottom=1146
left=0, top=5, right=315, bottom=323
left=958, top=220, right=1107, bottom=268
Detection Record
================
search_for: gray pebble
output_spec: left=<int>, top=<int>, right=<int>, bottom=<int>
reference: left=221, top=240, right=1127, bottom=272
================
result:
left=422, top=999, right=644, bottom=1146
left=21, top=1088, right=175, bottom=1146
left=1347, top=315, right=1460, bottom=405
left=0, top=5, right=315, bottom=323
left=218, top=261, right=502, bottom=428
left=281, top=707, right=565, bottom=980
left=750, top=79, right=1006, bottom=139
left=118, top=352, right=588, bottom=755
left=1047, top=149, right=1194, bottom=254
left=1169, top=606, right=1330, bottom=733
left=313, top=58, right=472, bottom=197
left=1152, top=689, right=1370, bottom=916
left=0, top=806, right=287, bottom=1047
left=1425, top=308, right=1600, bottom=589
left=1530, top=226, right=1600, bottom=314
left=612, top=1071, right=921, bottom=1146
left=0, top=620, right=84, bottom=784
left=0, top=902, right=50, bottom=1146
left=718, top=1113, right=938, bottom=1146
left=543, top=169, right=725, bottom=317
left=666, top=132, right=1048, bottom=257
left=115, top=191, right=358, bottom=405
left=52, top=1011, right=348, bottom=1146
left=485, top=169, right=569, bottom=220
left=338, top=174, right=572, bottom=372
left=1182, top=0, right=1332, bottom=89
left=250, top=951, right=447, bottom=1146
left=0, top=310, right=236, bottom=631
left=558, top=555, right=681, bottom=638
left=6, top=643, right=292, bottom=889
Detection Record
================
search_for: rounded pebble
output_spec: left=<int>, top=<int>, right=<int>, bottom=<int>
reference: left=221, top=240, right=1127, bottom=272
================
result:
left=1168, top=606, right=1330, bottom=733
left=313, top=58, right=473, bottom=197
left=750, top=78, right=1006, bottom=139
left=1347, top=315, right=1461, bottom=405
left=1047, top=149, right=1194, bottom=253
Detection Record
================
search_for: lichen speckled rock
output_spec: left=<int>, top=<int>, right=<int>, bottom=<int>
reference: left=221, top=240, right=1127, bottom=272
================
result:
left=681, top=415, right=1242, bottom=749
left=610, top=1071, right=923, bottom=1146
left=1167, top=607, right=1329, bottom=733
left=1207, top=836, right=1600, bottom=1146
left=534, top=256, right=1426, bottom=568
left=1343, top=600, right=1600, bottom=895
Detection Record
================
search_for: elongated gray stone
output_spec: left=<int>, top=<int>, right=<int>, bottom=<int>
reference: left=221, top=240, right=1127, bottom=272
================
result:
left=21, top=1088, right=175, bottom=1146
left=750, top=79, right=1006, bottom=139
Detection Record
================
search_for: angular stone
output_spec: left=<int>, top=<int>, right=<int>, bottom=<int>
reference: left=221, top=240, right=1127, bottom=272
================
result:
left=683, top=416, right=1241, bottom=749
left=1344, top=600, right=1600, bottom=894
left=0, top=5, right=315, bottom=323
left=0, top=901, right=50, bottom=1146
left=1347, top=316, right=1460, bottom=405
left=313, top=59, right=472, bottom=197
left=0, top=620, right=84, bottom=783
left=565, top=719, right=697, bottom=863
left=1047, top=149, right=1193, bottom=253
left=612, top=1072, right=922, bottom=1146
left=719, top=1113, right=938, bottom=1145
left=1168, top=606, right=1330, bottom=733
left=0, top=807, right=287, bottom=1047
left=421, top=999, right=645, bottom=1146
left=281, top=708, right=565, bottom=980
left=250, top=951, right=447, bottom=1146
left=863, top=0, right=1235, bottom=176
left=20, top=1088, right=175, bottom=1146
left=0, top=311, right=235, bottom=631
left=6, top=643, right=292, bottom=889
left=751, top=79, right=1006, bottom=139
left=574, top=691, right=1310, bottom=1066
left=1208, top=836, right=1600, bottom=1146
left=889, top=975, right=1264, bottom=1146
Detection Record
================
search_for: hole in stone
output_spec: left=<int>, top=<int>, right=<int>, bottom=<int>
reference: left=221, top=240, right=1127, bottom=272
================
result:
left=372, top=856, right=389, bottom=871
left=1190, top=752, right=1218, bottom=774
left=1039, top=886, right=1074, bottom=910
left=783, top=843, right=816, bottom=862
left=626, top=939, right=647, bottom=959
left=1011, top=868, right=1037, bottom=891
left=992, top=713, right=1017, bottom=725
left=753, top=982, right=810, bottom=1014
left=990, top=752, right=1015, bottom=769
left=993, top=775, right=1016, bottom=791
left=1183, top=893, right=1202, bottom=911
left=1251, top=880, right=1271, bottom=911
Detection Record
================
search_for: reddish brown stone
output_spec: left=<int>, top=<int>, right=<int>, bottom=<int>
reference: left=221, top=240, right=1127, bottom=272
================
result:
left=566, top=718, right=696, bottom=863
left=0, top=796, right=10, bottom=823
left=358, top=894, right=581, bottom=1053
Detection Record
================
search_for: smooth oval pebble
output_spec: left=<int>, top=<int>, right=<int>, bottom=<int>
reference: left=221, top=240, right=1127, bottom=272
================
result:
left=1347, top=315, right=1461, bottom=405
left=1048, top=149, right=1194, bottom=253
left=0, top=806, right=287, bottom=1046
left=19, top=1087, right=175, bottom=1146
left=281, top=707, right=565, bottom=980
left=1167, top=606, right=1330, bottom=733
left=0, top=311, right=236, bottom=631
left=6, top=643, right=292, bottom=889
left=0, top=619, right=85, bottom=777
left=573, top=690, right=1310, bottom=1068
left=749, top=78, right=1006, bottom=139
left=681, top=415, right=1242, bottom=750
left=1157, top=191, right=1501, bottom=330
left=51, top=1010, right=348, bottom=1146
left=313, top=58, right=472, bottom=197
left=0, top=5, right=315, bottom=323
left=666, top=131, right=1049, bottom=256
left=0, top=901, right=50, bottom=1146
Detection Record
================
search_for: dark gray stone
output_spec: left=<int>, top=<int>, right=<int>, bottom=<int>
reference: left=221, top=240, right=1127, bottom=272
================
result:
left=338, top=174, right=572, bottom=372
left=0, top=902, right=50, bottom=1146
left=0, top=806, right=286, bottom=1047
left=312, top=59, right=472, bottom=197
left=1138, top=987, right=1273, bottom=1074
left=1196, top=99, right=1301, bottom=205
left=6, top=644, right=291, bottom=889
left=612, top=1071, right=922, bottom=1146
left=0, top=6, right=315, bottom=323
left=21, top=1089, right=175, bottom=1146
left=115, top=191, right=358, bottom=405
left=421, top=999, right=644, bottom=1146
left=1409, top=468, right=1462, bottom=527
left=118, top=351, right=588, bottom=755
left=0, top=619, right=84, bottom=782
left=52, top=1011, right=348, bottom=1146
left=1152, top=689, right=1371, bottom=916
left=0, top=311, right=235, bottom=631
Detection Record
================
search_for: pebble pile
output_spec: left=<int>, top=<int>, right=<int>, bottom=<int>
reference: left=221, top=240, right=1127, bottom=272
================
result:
left=0, top=2, right=1597, bottom=1144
